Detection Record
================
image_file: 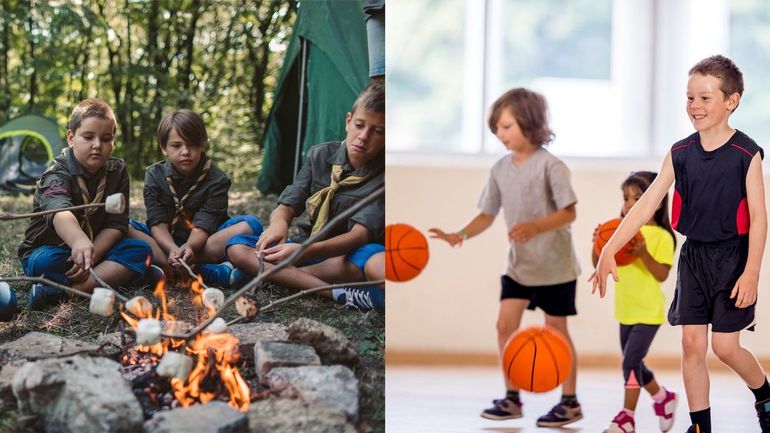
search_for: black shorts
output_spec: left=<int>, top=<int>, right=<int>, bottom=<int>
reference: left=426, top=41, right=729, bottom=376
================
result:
left=500, top=275, right=577, bottom=317
left=668, top=238, right=755, bottom=332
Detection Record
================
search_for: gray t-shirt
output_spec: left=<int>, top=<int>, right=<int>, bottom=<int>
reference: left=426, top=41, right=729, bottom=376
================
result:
left=478, top=148, right=580, bottom=286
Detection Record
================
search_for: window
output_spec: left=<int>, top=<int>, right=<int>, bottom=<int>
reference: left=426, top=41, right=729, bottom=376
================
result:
left=389, top=0, right=770, bottom=161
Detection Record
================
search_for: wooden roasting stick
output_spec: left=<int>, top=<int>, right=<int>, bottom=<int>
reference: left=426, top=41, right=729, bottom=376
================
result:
left=225, top=279, right=386, bottom=326
left=163, top=184, right=386, bottom=340
left=0, top=193, right=126, bottom=220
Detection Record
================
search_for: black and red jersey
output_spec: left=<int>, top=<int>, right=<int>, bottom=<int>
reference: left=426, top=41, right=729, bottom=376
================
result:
left=670, top=130, right=763, bottom=243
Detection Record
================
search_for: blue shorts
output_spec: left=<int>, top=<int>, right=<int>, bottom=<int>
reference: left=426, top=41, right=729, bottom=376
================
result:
left=225, top=234, right=384, bottom=276
left=20, top=238, right=152, bottom=285
left=130, top=215, right=263, bottom=241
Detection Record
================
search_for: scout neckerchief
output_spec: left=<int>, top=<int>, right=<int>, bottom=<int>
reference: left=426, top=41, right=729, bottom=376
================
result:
left=305, top=164, right=368, bottom=235
left=76, top=175, right=106, bottom=240
left=166, top=158, right=212, bottom=230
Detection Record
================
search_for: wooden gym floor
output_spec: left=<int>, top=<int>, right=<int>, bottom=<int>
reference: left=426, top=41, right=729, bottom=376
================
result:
left=386, top=366, right=760, bottom=432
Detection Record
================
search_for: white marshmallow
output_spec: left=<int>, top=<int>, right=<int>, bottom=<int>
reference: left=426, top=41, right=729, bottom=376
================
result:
left=136, top=318, right=161, bottom=345
left=202, top=288, right=225, bottom=311
left=204, top=317, right=227, bottom=334
left=125, top=296, right=153, bottom=317
left=105, top=193, right=125, bottom=214
left=156, top=351, right=194, bottom=380
left=88, top=288, right=115, bottom=317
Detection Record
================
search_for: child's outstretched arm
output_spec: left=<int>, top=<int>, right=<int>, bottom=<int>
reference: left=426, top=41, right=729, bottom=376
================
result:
left=429, top=212, right=495, bottom=247
left=731, top=153, right=767, bottom=308
left=590, top=152, right=675, bottom=297
left=509, top=204, right=575, bottom=243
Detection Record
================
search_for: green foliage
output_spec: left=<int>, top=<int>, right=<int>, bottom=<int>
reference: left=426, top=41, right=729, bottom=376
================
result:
left=0, top=0, right=297, bottom=183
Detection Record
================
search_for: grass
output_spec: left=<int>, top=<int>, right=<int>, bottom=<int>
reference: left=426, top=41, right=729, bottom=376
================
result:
left=0, top=183, right=384, bottom=433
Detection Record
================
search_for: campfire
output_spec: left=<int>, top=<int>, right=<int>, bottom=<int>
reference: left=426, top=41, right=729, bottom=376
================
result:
left=119, top=277, right=250, bottom=416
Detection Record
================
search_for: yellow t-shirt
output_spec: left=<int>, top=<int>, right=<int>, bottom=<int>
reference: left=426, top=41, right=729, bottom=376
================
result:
left=614, top=225, right=675, bottom=325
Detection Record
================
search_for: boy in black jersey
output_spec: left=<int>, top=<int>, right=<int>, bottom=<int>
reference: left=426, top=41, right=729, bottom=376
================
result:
left=590, top=55, right=770, bottom=433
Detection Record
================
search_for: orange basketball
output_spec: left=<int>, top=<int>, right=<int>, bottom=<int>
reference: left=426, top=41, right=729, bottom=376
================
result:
left=385, top=223, right=429, bottom=282
left=593, top=218, right=644, bottom=266
left=502, top=325, right=573, bottom=393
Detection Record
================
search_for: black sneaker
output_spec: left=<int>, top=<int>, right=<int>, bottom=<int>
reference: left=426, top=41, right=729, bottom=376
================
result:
left=536, top=401, right=583, bottom=427
left=28, top=283, right=65, bottom=310
left=757, top=398, right=770, bottom=433
left=480, top=397, right=522, bottom=420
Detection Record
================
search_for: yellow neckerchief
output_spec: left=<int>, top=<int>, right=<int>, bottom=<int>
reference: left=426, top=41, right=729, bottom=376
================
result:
left=305, top=164, right=368, bottom=234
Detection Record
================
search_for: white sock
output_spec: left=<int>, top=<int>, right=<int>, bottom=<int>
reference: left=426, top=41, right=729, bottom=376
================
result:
left=332, top=288, right=346, bottom=301
left=652, top=387, right=668, bottom=402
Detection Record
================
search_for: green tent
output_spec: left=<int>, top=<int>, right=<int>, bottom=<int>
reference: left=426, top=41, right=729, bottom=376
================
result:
left=0, top=115, right=65, bottom=193
left=257, top=0, right=369, bottom=194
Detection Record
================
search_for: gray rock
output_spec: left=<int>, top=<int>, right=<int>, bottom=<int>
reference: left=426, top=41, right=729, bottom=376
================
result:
left=287, top=318, right=358, bottom=366
left=228, top=323, right=289, bottom=362
left=12, top=355, right=143, bottom=433
left=0, top=363, right=22, bottom=406
left=247, top=397, right=356, bottom=433
left=254, top=341, right=320, bottom=384
left=266, top=365, right=359, bottom=421
left=143, top=401, right=248, bottom=433
left=0, top=332, right=99, bottom=367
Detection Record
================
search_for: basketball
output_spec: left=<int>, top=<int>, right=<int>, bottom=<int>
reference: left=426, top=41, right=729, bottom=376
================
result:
left=593, top=218, right=644, bottom=265
left=502, top=325, right=573, bottom=393
left=385, top=223, right=429, bottom=282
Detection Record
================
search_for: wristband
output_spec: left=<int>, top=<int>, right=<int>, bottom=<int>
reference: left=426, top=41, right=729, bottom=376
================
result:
left=459, top=229, right=468, bottom=240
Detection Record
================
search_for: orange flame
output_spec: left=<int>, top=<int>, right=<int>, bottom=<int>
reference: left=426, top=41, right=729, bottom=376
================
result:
left=170, top=332, right=250, bottom=411
left=120, top=274, right=249, bottom=410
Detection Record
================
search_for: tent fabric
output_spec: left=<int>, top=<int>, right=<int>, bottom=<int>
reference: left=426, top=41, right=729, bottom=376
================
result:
left=0, top=114, right=64, bottom=192
left=257, top=0, right=369, bottom=194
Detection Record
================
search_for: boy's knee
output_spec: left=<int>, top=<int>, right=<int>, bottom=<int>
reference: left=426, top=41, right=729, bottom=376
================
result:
left=25, top=247, right=69, bottom=276
left=227, top=244, right=251, bottom=265
left=241, top=215, right=263, bottom=236
left=496, top=319, right=517, bottom=337
left=711, top=339, right=738, bottom=362
left=681, top=335, right=707, bottom=357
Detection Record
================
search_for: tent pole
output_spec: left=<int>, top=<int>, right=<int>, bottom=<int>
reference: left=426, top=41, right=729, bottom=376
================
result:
left=293, top=37, right=308, bottom=180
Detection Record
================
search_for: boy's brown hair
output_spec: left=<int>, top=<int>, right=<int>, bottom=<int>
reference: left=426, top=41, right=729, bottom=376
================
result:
left=68, top=98, right=116, bottom=133
left=352, top=80, right=385, bottom=114
left=689, top=55, right=744, bottom=111
left=488, top=88, right=554, bottom=147
left=157, top=109, right=208, bottom=149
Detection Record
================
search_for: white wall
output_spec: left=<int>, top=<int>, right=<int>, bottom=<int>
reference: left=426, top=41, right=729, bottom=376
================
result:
left=386, top=159, right=770, bottom=358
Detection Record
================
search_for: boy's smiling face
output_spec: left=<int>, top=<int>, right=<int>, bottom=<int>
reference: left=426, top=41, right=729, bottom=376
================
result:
left=67, top=116, right=116, bottom=174
left=686, top=73, right=740, bottom=133
left=345, top=108, right=385, bottom=170
left=162, top=128, right=204, bottom=176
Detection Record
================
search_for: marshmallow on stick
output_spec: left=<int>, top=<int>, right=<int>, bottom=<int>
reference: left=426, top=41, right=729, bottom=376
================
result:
left=204, top=317, right=227, bottom=334
left=0, top=193, right=125, bottom=220
left=156, top=351, right=194, bottom=380
left=136, top=318, right=161, bottom=345
left=202, top=288, right=225, bottom=311
left=125, top=296, right=153, bottom=317
left=89, top=288, right=115, bottom=317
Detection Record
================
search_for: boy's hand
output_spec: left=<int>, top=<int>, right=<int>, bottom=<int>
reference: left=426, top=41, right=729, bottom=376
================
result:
left=255, top=225, right=288, bottom=252
left=262, top=243, right=301, bottom=264
left=65, top=262, right=89, bottom=283
left=730, top=272, right=758, bottom=308
left=588, top=251, right=618, bottom=298
left=169, top=244, right=195, bottom=267
left=428, top=228, right=463, bottom=247
left=508, top=222, right=540, bottom=243
left=70, top=238, right=95, bottom=270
